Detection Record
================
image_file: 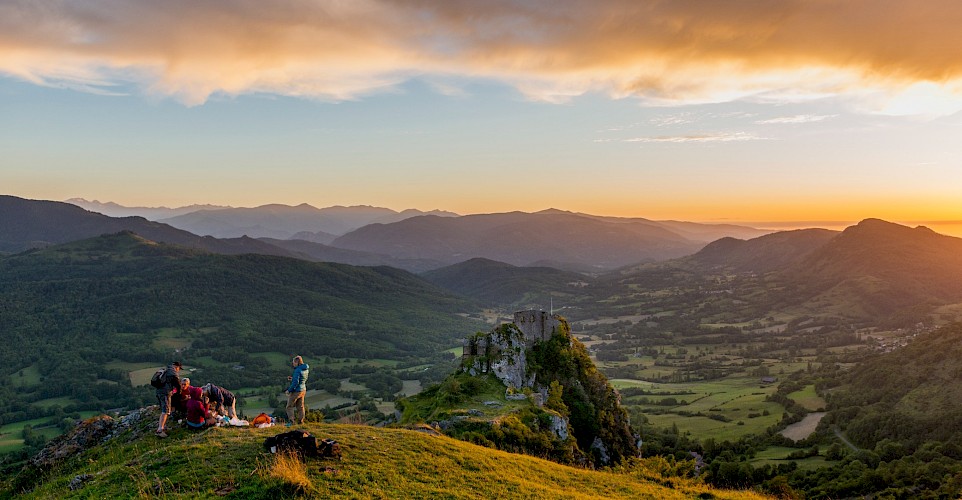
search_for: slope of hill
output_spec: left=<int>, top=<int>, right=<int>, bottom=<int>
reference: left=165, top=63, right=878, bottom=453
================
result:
left=0, top=232, right=481, bottom=426
left=606, top=219, right=962, bottom=326
left=332, top=211, right=708, bottom=271
left=684, top=228, right=839, bottom=273
left=785, top=219, right=962, bottom=320
left=289, top=229, right=339, bottom=245
left=0, top=195, right=297, bottom=257
left=422, top=258, right=589, bottom=307
left=260, top=237, right=446, bottom=272
left=538, top=209, right=771, bottom=243
left=784, top=322, right=962, bottom=498
left=64, top=198, right=229, bottom=220
left=830, top=323, right=962, bottom=449
left=3, top=411, right=767, bottom=499
left=159, top=204, right=458, bottom=239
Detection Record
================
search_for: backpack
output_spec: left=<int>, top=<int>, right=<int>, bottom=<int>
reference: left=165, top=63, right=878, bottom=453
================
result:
left=264, top=430, right=319, bottom=457
left=149, top=369, right=166, bottom=388
left=318, top=438, right=342, bottom=459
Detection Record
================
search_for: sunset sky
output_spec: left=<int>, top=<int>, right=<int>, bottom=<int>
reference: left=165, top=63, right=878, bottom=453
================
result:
left=2, top=1, right=961, bottom=232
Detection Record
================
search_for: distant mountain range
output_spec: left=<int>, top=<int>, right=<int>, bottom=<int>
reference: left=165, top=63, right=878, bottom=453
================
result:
left=332, top=210, right=770, bottom=271
left=0, top=195, right=761, bottom=271
left=67, top=198, right=459, bottom=239
left=65, top=198, right=230, bottom=220
left=652, top=218, right=962, bottom=322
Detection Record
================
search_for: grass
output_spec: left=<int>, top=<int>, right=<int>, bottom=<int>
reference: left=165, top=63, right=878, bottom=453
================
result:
left=786, top=385, right=826, bottom=412
left=242, top=390, right=357, bottom=417
left=33, top=396, right=79, bottom=408
left=396, top=380, right=423, bottom=397
left=249, top=351, right=294, bottom=366
left=267, top=452, right=313, bottom=494
left=339, top=379, right=367, bottom=392
left=128, top=366, right=165, bottom=387
left=10, top=364, right=42, bottom=388
left=8, top=418, right=771, bottom=499
left=751, top=446, right=829, bottom=472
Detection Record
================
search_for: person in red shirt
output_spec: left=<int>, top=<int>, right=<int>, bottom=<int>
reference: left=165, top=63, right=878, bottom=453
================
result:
left=185, top=386, right=212, bottom=429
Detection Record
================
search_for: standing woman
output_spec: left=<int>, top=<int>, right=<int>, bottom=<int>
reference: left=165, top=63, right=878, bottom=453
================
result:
left=284, top=356, right=310, bottom=426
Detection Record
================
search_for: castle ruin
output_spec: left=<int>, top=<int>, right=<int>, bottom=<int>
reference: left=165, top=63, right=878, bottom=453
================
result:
left=461, top=310, right=563, bottom=390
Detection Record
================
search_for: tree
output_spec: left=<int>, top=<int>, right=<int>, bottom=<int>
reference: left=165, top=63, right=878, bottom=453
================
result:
left=545, top=381, right=569, bottom=417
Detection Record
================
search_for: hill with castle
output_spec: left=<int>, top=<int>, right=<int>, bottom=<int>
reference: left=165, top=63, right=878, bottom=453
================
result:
left=398, top=310, right=638, bottom=468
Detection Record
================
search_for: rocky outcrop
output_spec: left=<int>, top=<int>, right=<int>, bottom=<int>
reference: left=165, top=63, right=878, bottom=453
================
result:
left=547, top=413, right=569, bottom=441
left=465, top=323, right=533, bottom=390
left=455, top=310, right=638, bottom=468
left=30, top=407, right=155, bottom=471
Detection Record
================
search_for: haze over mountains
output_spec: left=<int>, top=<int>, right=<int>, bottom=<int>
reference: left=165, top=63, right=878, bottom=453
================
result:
left=0, top=196, right=299, bottom=257
left=65, top=198, right=230, bottom=220
left=31, top=196, right=766, bottom=271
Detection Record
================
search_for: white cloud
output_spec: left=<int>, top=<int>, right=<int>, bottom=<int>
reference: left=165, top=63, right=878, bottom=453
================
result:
left=623, top=132, right=767, bottom=143
left=755, top=114, right=838, bottom=124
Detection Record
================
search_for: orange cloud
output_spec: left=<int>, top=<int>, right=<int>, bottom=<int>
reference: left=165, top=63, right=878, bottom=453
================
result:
left=3, top=1, right=962, bottom=110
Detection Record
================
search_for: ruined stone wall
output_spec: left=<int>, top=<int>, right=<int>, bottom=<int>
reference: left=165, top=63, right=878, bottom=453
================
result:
left=513, top=309, right=561, bottom=344
left=461, top=310, right=562, bottom=391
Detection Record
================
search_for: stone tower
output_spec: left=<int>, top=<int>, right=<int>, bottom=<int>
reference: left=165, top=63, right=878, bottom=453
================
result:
left=512, top=309, right=561, bottom=344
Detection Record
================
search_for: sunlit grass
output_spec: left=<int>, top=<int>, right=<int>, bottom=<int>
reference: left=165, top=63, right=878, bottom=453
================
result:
left=11, top=422, right=770, bottom=499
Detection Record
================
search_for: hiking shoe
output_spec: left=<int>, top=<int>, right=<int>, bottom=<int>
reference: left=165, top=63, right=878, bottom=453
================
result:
left=155, top=430, right=168, bottom=438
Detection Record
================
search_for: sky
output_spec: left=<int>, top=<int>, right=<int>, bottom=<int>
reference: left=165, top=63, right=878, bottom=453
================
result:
left=2, top=0, right=962, bottom=233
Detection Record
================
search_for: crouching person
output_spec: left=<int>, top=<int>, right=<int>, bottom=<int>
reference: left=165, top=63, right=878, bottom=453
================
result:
left=202, top=383, right=237, bottom=420
left=185, top=386, right=213, bottom=429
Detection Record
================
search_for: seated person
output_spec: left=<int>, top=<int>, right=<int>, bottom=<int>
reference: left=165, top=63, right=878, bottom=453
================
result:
left=172, top=377, right=191, bottom=418
left=202, top=383, right=238, bottom=420
left=185, top=386, right=213, bottom=429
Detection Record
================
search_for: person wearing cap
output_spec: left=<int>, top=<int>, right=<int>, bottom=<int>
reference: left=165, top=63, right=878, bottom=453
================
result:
left=156, top=361, right=182, bottom=438
left=284, top=356, right=310, bottom=426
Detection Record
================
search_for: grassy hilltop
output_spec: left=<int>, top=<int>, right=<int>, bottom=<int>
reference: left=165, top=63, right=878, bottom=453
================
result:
left=4, top=411, right=769, bottom=499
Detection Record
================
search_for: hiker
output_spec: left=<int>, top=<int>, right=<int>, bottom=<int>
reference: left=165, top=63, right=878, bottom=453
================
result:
left=172, top=377, right=191, bottom=417
left=154, top=361, right=182, bottom=438
left=285, top=355, right=310, bottom=426
left=202, top=383, right=237, bottom=420
left=185, top=386, right=213, bottom=429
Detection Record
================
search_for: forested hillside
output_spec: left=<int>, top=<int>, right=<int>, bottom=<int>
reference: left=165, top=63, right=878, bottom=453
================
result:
left=0, top=232, right=481, bottom=428
left=422, top=257, right=587, bottom=307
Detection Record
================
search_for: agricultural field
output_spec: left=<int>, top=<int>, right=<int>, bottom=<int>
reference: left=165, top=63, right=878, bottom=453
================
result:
left=750, top=446, right=829, bottom=471
left=786, top=385, right=826, bottom=412
left=613, top=378, right=783, bottom=442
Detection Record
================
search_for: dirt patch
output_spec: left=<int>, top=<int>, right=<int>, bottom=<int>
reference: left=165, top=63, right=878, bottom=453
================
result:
left=780, top=412, right=826, bottom=441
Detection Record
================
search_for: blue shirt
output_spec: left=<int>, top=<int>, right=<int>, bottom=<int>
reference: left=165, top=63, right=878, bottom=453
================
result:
left=287, top=363, right=309, bottom=393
